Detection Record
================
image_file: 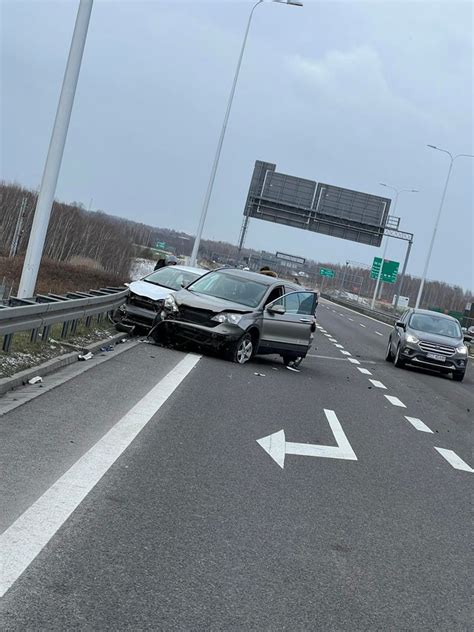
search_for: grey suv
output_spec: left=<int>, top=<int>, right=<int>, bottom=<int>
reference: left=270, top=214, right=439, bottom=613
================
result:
left=385, top=308, right=470, bottom=381
left=152, top=268, right=318, bottom=366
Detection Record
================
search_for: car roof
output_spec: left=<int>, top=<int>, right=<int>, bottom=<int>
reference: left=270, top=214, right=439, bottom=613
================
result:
left=215, top=267, right=300, bottom=289
left=407, top=308, right=460, bottom=323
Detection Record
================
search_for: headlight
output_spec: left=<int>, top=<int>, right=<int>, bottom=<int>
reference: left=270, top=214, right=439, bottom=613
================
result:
left=405, top=334, right=419, bottom=344
left=164, top=294, right=178, bottom=312
left=456, top=345, right=468, bottom=355
left=211, top=312, right=243, bottom=325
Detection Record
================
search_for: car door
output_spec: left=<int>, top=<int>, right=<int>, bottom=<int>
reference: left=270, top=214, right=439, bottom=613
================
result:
left=392, top=309, right=410, bottom=351
left=260, top=291, right=317, bottom=354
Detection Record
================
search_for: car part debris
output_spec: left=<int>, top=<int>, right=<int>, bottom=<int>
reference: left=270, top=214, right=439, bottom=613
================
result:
left=28, top=376, right=43, bottom=385
left=78, top=351, right=93, bottom=361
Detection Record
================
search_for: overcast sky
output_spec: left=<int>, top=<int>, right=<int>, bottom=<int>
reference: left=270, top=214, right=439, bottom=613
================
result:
left=1, top=0, right=473, bottom=289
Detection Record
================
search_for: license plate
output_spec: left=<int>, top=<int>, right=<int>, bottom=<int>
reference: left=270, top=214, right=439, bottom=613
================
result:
left=427, top=352, right=446, bottom=362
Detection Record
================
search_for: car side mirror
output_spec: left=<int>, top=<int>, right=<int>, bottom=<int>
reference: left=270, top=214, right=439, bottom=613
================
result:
left=463, top=335, right=472, bottom=343
left=267, top=304, right=285, bottom=315
left=396, top=321, right=406, bottom=330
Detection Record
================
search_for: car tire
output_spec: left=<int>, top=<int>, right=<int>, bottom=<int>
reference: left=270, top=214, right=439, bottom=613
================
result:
left=452, top=370, right=465, bottom=382
left=283, top=355, right=303, bottom=369
left=393, top=344, right=405, bottom=368
left=385, top=338, right=394, bottom=362
left=229, top=333, right=254, bottom=364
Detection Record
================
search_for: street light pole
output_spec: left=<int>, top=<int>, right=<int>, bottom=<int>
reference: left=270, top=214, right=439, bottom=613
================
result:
left=415, top=145, right=474, bottom=308
left=17, top=0, right=93, bottom=298
left=370, top=184, right=418, bottom=310
left=189, top=0, right=303, bottom=266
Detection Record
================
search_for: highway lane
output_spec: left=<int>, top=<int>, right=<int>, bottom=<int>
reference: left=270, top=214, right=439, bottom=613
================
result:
left=1, top=326, right=472, bottom=630
left=317, top=300, right=473, bottom=465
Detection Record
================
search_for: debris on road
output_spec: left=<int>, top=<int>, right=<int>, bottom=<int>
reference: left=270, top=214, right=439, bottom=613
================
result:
left=27, top=376, right=43, bottom=385
left=78, top=351, right=93, bottom=361
left=100, top=345, right=114, bottom=352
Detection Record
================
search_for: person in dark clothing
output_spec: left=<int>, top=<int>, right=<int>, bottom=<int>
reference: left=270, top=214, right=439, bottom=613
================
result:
left=154, top=258, right=166, bottom=271
left=259, top=266, right=277, bottom=278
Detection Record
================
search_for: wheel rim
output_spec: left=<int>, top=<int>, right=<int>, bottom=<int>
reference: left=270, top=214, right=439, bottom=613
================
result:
left=237, top=338, right=253, bottom=364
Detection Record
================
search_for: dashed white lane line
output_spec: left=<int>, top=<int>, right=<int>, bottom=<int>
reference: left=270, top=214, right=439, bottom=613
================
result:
left=434, top=448, right=474, bottom=473
left=348, top=318, right=354, bottom=322
left=0, top=353, right=202, bottom=598
left=324, top=334, right=332, bottom=337
left=334, top=344, right=344, bottom=348
left=404, top=416, right=433, bottom=433
left=357, top=367, right=372, bottom=375
left=329, top=338, right=337, bottom=342
left=375, top=332, right=383, bottom=336
left=369, top=379, right=387, bottom=389
left=359, top=323, right=366, bottom=328
left=384, top=395, right=406, bottom=408
left=348, top=358, right=360, bottom=365
left=340, top=350, right=352, bottom=356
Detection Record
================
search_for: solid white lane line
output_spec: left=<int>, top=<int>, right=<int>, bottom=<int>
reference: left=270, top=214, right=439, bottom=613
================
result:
left=340, top=350, right=351, bottom=356
left=434, top=448, right=474, bottom=473
left=384, top=395, right=406, bottom=408
left=359, top=323, right=366, bottom=328
left=404, top=416, right=433, bottom=433
left=348, top=358, right=360, bottom=364
left=334, top=344, right=344, bottom=348
left=369, top=379, right=386, bottom=389
left=375, top=331, right=383, bottom=336
left=357, top=367, right=372, bottom=375
left=0, top=354, right=201, bottom=598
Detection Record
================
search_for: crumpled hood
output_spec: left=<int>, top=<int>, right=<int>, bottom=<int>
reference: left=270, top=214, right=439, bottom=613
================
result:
left=128, top=280, right=175, bottom=301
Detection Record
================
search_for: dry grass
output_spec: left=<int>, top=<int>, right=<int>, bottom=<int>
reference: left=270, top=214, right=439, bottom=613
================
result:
left=0, top=256, right=126, bottom=296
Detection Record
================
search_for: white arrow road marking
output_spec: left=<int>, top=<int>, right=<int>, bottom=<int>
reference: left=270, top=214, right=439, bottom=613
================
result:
left=404, top=416, right=433, bottom=433
left=434, top=448, right=473, bottom=473
left=256, top=409, right=357, bottom=469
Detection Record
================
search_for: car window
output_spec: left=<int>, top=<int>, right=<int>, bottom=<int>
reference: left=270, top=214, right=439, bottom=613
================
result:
left=264, top=286, right=285, bottom=307
left=409, top=313, right=462, bottom=338
left=143, top=267, right=201, bottom=290
left=187, top=271, right=268, bottom=308
left=268, top=292, right=316, bottom=315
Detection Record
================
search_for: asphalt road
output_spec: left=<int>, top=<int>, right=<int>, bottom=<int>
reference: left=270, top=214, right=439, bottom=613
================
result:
left=1, top=301, right=472, bottom=631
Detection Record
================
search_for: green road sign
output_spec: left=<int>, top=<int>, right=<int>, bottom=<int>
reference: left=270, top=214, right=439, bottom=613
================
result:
left=371, top=257, right=399, bottom=283
left=320, top=267, right=335, bottom=278
left=155, top=241, right=166, bottom=249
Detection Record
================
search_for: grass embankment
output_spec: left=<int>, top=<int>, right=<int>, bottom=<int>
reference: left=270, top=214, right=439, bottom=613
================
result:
left=0, top=256, right=127, bottom=295
left=0, top=257, right=128, bottom=377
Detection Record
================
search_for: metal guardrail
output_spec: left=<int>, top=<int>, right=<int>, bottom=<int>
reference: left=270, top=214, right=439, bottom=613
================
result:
left=320, top=293, right=399, bottom=325
left=0, top=287, right=128, bottom=352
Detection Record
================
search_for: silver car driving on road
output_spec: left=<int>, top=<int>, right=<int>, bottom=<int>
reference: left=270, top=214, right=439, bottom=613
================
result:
left=385, top=308, right=470, bottom=381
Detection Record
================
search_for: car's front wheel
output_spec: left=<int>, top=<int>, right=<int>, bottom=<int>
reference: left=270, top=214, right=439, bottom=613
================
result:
left=393, top=344, right=405, bottom=368
left=452, top=370, right=465, bottom=382
left=229, top=333, right=254, bottom=364
left=385, top=338, right=394, bottom=362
